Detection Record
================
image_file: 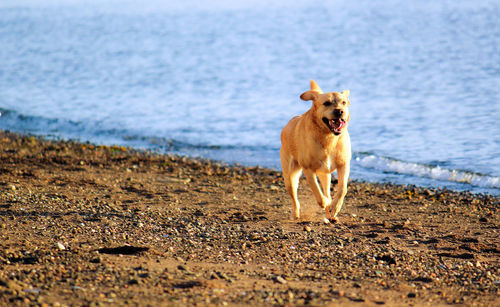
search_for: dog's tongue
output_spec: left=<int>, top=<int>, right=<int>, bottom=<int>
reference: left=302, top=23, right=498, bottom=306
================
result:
left=330, top=119, right=345, bottom=132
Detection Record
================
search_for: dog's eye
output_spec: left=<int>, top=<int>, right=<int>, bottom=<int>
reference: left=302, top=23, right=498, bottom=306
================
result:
left=323, top=101, right=332, bottom=107
left=342, top=101, right=347, bottom=105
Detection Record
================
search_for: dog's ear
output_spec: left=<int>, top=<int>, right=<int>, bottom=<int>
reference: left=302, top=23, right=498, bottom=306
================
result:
left=300, top=90, right=319, bottom=101
left=310, top=80, right=323, bottom=93
left=342, top=90, right=350, bottom=106
left=301, top=80, right=323, bottom=101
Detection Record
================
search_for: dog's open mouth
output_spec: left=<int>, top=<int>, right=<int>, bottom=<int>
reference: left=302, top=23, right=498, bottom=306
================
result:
left=323, top=117, right=346, bottom=135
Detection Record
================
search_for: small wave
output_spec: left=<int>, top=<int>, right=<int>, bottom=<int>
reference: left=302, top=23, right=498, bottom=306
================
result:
left=0, top=108, right=279, bottom=153
left=123, top=135, right=279, bottom=152
left=355, top=154, right=500, bottom=189
left=0, top=108, right=86, bottom=136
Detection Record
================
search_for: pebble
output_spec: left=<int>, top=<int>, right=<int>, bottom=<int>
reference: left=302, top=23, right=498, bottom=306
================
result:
left=57, top=242, right=66, bottom=250
left=273, top=276, right=287, bottom=284
left=1, top=279, right=22, bottom=291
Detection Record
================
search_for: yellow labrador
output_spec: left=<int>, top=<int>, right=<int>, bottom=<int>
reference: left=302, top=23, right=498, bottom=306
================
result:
left=280, top=80, right=351, bottom=222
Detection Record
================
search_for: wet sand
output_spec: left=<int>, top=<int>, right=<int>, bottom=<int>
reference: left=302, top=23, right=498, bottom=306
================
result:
left=0, top=131, right=498, bottom=306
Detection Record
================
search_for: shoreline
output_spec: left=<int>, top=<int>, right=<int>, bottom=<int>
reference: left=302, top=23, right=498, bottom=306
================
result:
left=0, top=131, right=498, bottom=306
left=6, top=130, right=499, bottom=196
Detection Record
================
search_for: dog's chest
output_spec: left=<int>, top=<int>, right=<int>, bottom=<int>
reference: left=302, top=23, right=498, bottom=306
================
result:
left=317, top=138, right=341, bottom=173
left=318, top=153, right=337, bottom=173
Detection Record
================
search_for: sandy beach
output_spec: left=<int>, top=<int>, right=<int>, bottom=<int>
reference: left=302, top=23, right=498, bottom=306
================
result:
left=0, top=131, right=498, bottom=306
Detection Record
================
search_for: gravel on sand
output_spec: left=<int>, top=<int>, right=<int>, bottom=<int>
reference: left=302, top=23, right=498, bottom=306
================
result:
left=0, top=132, right=498, bottom=306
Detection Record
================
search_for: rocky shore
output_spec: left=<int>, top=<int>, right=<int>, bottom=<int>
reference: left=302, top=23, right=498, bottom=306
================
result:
left=0, top=131, right=498, bottom=306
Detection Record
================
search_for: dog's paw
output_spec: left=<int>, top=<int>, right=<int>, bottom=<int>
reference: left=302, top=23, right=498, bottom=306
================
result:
left=329, top=216, right=339, bottom=223
left=319, top=197, right=332, bottom=209
left=325, top=205, right=337, bottom=220
left=325, top=204, right=333, bottom=216
left=322, top=216, right=338, bottom=225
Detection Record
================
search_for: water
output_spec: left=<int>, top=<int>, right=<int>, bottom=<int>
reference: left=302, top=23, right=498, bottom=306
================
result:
left=1, top=0, right=499, bottom=194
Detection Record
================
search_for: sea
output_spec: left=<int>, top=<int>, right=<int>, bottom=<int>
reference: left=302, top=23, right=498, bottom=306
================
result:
left=1, top=0, right=499, bottom=195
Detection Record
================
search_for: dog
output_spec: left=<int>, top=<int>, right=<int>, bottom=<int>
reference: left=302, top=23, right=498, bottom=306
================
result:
left=280, top=80, right=351, bottom=222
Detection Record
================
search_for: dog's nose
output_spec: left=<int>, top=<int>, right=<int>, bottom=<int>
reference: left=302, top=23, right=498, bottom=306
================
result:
left=333, top=109, right=343, bottom=118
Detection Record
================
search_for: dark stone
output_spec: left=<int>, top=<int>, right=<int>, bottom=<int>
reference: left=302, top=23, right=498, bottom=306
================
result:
left=97, top=246, right=149, bottom=255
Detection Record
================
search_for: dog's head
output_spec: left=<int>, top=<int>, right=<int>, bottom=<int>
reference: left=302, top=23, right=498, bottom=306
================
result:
left=300, top=80, right=350, bottom=136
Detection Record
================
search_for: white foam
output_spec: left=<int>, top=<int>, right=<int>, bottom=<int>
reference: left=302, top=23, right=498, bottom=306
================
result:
left=356, top=155, right=500, bottom=189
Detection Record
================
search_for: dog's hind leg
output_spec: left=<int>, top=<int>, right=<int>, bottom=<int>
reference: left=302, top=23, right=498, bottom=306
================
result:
left=282, top=157, right=302, bottom=219
left=287, top=161, right=302, bottom=219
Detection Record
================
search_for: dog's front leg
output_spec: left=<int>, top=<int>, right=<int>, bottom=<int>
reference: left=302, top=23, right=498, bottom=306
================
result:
left=303, top=169, right=330, bottom=209
left=317, top=173, right=332, bottom=202
left=326, top=163, right=350, bottom=221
